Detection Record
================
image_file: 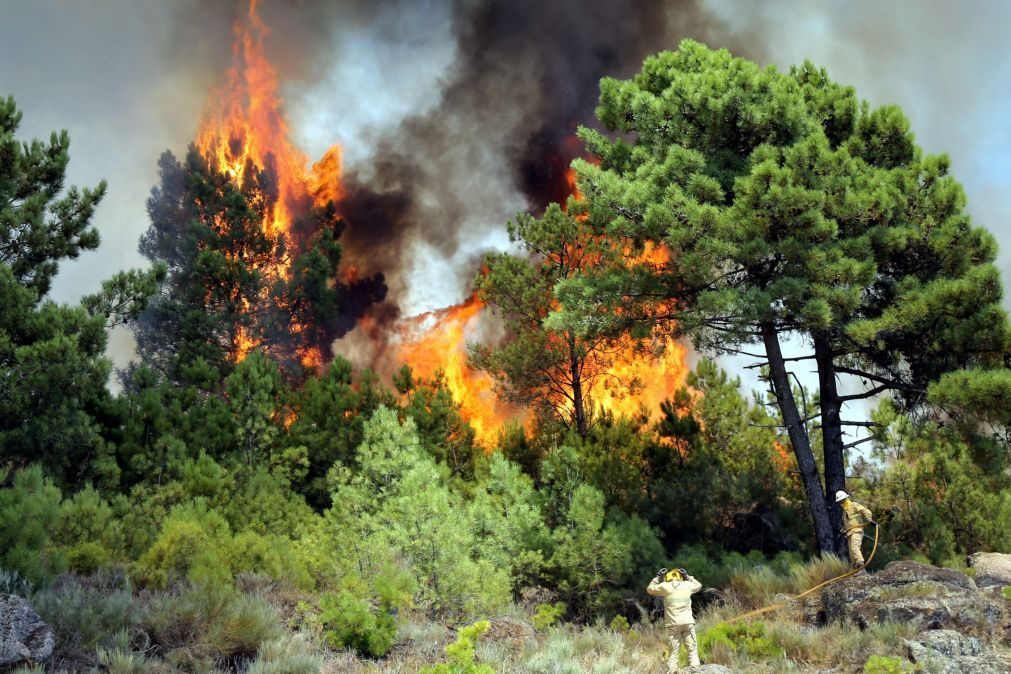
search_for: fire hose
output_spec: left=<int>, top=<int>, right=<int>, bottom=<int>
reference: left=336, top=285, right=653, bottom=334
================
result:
left=719, top=522, right=879, bottom=626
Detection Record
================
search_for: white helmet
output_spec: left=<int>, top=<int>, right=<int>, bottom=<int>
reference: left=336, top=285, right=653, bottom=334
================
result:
left=835, top=490, right=849, bottom=502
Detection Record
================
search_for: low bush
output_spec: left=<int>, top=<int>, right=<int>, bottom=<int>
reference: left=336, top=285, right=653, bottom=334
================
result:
left=0, top=466, right=64, bottom=584
left=863, top=654, right=915, bottom=673
left=141, top=584, right=281, bottom=669
left=699, top=622, right=784, bottom=663
left=421, top=620, right=494, bottom=674
left=134, top=502, right=232, bottom=589
left=532, top=602, right=567, bottom=630
left=31, top=576, right=136, bottom=669
left=245, top=634, right=321, bottom=674
left=319, top=587, right=398, bottom=658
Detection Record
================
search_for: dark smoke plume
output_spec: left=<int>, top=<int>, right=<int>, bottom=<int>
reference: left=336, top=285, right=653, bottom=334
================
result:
left=324, top=0, right=755, bottom=328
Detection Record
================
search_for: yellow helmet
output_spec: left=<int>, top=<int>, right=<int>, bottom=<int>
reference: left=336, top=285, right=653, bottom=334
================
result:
left=664, top=568, right=683, bottom=583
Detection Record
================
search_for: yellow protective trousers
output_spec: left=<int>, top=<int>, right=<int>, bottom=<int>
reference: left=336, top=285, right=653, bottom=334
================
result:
left=847, top=528, right=865, bottom=567
left=665, top=623, right=699, bottom=673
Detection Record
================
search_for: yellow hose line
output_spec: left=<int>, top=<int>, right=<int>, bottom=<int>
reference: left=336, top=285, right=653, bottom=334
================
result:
left=720, top=523, right=879, bottom=626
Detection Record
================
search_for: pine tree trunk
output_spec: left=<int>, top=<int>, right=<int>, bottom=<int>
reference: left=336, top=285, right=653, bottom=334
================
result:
left=814, top=332, right=848, bottom=556
left=570, top=336, right=588, bottom=437
left=761, top=322, right=836, bottom=555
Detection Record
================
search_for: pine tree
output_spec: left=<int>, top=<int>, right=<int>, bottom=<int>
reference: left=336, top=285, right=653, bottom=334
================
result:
left=135, top=148, right=385, bottom=386
left=552, top=42, right=1011, bottom=555
left=0, top=97, right=160, bottom=486
left=470, top=203, right=629, bottom=437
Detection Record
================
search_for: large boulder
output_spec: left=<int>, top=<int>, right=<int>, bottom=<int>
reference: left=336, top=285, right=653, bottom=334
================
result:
left=969, top=552, right=1011, bottom=589
left=814, top=561, right=1004, bottom=636
left=0, top=594, right=54, bottom=666
left=903, top=629, right=1011, bottom=673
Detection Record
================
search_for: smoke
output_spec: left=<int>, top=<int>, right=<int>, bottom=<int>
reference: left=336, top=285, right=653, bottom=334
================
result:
left=284, top=0, right=749, bottom=331
left=3, top=0, right=1008, bottom=380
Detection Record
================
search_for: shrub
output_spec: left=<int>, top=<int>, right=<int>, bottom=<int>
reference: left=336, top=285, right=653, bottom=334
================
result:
left=227, top=530, right=312, bottom=590
left=134, top=502, right=232, bottom=588
left=609, top=615, right=630, bottom=632
left=319, top=587, right=397, bottom=658
left=699, top=622, right=784, bottom=662
left=532, top=602, right=567, bottom=630
left=96, top=641, right=150, bottom=674
left=1002, top=586, right=1011, bottom=600
left=524, top=629, right=581, bottom=674
left=53, top=485, right=124, bottom=570
left=141, top=585, right=281, bottom=667
left=32, top=577, right=136, bottom=667
left=421, top=620, right=494, bottom=674
left=863, top=654, right=914, bottom=673
left=0, top=466, right=64, bottom=584
left=245, top=634, right=321, bottom=674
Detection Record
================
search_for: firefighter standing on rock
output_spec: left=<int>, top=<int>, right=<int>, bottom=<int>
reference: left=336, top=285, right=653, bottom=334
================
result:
left=836, top=490, right=876, bottom=570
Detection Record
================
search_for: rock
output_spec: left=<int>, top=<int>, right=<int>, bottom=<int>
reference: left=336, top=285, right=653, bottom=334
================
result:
left=968, top=552, right=1011, bottom=589
left=690, top=665, right=733, bottom=674
left=816, top=561, right=1003, bottom=636
left=908, top=629, right=984, bottom=657
left=903, top=629, right=1011, bottom=674
left=0, top=594, right=54, bottom=666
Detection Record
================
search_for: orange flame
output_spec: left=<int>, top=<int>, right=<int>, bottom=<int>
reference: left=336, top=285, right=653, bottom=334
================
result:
left=395, top=296, right=523, bottom=446
left=195, top=0, right=342, bottom=364
left=394, top=176, right=689, bottom=445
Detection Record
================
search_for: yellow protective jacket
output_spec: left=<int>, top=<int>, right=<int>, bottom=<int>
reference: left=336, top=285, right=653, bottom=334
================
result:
left=841, top=499, right=873, bottom=534
left=647, top=575, right=702, bottom=627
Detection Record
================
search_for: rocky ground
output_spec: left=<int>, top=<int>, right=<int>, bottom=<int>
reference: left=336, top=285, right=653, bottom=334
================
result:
left=2, top=555, right=1009, bottom=673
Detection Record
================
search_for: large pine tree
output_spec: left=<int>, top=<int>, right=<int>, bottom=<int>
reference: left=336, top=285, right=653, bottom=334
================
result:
left=552, top=42, right=1011, bottom=555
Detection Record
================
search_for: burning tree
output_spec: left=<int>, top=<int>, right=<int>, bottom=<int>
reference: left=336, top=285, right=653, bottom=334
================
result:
left=133, top=0, right=384, bottom=386
left=470, top=202, right=627, bottom=437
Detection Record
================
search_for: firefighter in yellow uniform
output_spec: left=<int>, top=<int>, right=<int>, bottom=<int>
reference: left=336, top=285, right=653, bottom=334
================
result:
left=647, top=567, right=702, bottom=673
left=835, top=490, right=876, bottom=569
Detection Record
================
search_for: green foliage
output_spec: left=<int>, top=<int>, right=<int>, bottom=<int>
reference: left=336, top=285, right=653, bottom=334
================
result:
left=400, top=369, right=482, bottom=479
left=329, top=407, right=511, bottom=617
left=421, top=620, right=495, bottom=674
left=318, top=566, right=415, bottom=657
left=245, top=635, right=321, bottom=674
left=549, top=483, right=658, bottom=617
left=470, top=203, right=625, bottom=437
left=134, top=502, right=232, bottom=589
left=864, top=400, right=1011, bottom=562
left=551, top=39, right=1011, bottom=557
left=609, top=614, right=630, bottom=632
left=700, top=622, right=784, bottom=662
left=0, top=466, right=64, bottom=583
left=863, top=654, right=915, bottom=674
left=1001, top=586, right=1011, bottom=600
left=53, top=485, right=124, bottom=573
left=469, top=454, right=550, bottom=588
left=320, top=587, right=397, bottom=658
left=0, top=98, right=163, bottom=486
left=32, top=577, right=136, bottom=663
left=532, top=602, right=567, bottom=630
left=141, top=585, right=282, bottom=669
left=226, top=530, right=312, bottom=591
left=225, top=351, right=284, bottom=467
